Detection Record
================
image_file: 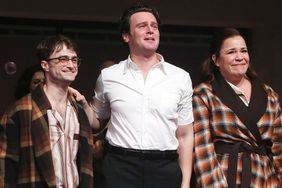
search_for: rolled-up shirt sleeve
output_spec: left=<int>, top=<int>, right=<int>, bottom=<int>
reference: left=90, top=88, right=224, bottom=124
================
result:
left=177, top=72, right=194, bottom=126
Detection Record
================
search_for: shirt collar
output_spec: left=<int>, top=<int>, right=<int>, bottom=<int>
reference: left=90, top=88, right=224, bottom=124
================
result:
left=123, top=53, right=167, bottom=75
left=226, top=80, right=249, bottom=106
left=226, top=81, right=240, bottom=93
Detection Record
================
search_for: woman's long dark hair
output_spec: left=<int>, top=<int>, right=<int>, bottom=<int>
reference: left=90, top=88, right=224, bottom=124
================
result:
left=200, top=28, right=258, bottom=83
left=14, top=64, right=43, bottom=99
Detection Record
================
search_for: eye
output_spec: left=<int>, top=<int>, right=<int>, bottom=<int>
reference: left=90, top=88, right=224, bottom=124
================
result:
left=151, top=23, right=158, bottom=29
left=32, top=79, right=42, bottom=84
left=59, top=56, right=69, bottom=62
left=227, top=50, right=236, bottom=54
left=241, top=49, right=248, bottom=53
left=137, top=22, right=148, bottom=28
left=72, top=57, right=78, bottom=62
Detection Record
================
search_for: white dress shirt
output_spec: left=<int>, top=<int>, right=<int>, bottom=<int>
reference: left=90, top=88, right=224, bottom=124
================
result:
left=94, top=54, right=193, bottom=150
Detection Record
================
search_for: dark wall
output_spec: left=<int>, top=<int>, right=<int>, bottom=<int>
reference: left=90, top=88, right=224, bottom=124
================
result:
left=1, top=1, right=282, bottom=114
left=1, top=22, right=282, bottom=115
left=0, top=21, right=215, bottom=114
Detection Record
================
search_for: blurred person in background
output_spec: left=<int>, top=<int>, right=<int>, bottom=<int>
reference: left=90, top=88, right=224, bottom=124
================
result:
left=14, top=64, right=45, bottom=99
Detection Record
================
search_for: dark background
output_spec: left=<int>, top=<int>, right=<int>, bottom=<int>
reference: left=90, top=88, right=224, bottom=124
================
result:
left=1, top=1, right=281, bottom=114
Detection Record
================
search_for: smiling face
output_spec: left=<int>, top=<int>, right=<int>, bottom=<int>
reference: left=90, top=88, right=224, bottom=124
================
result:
left=122, top=11, right=160, bottom=56
left=41, top=44, right=78, bottom=85
left=213, top=35, right=250, bottom=83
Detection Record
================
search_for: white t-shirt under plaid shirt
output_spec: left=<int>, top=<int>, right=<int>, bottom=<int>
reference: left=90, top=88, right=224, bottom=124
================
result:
left=47, top=101, right=80, bottom=188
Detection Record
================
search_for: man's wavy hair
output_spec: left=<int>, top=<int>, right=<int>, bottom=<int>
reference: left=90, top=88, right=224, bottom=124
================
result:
left=119, top=3, right=161, bottom=44
left=36, top=35, right=79, bottom=62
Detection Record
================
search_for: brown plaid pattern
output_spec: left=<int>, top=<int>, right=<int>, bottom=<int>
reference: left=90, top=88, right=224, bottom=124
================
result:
left=192, top=83, right=282, bottom=188
left=0, top=86, right=93, bottom=187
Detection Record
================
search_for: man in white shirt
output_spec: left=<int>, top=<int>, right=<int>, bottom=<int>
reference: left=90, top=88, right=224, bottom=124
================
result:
left=73, top=3, right=194, bottom=188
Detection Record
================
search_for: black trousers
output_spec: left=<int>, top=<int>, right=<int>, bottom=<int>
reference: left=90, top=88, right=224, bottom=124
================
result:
left=100, top=151, right=182, bottom=188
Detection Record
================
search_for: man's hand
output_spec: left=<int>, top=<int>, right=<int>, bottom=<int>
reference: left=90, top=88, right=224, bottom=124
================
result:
left=68, top=87, right=101, bottom=130
left=68, top=87, right=88, bottom=107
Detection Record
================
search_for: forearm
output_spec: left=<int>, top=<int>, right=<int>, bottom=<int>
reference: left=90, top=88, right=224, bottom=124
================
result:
left=80, top=101, right=100, bottom=129
left=68, top=87, right=101, bottom=129
left=177, top=125, right=193, bottom=188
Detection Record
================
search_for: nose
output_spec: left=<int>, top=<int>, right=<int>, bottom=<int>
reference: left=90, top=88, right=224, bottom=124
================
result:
left=146, top=26, right=154, bottom=33
left=235, top=52, right=244, bottom=60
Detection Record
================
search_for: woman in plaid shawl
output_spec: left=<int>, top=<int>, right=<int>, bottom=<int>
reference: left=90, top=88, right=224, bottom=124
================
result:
left=192, top=28, right=282, bottom=188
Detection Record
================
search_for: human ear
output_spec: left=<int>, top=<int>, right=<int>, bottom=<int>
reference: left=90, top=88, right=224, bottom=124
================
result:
left=212, top=54, right=219, bottom=67
left=41, top=61, right=49, bottom=72
left=122, top=33, right=130, bottom=43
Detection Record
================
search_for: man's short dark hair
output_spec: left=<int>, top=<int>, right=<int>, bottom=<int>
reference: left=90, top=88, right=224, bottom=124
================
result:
left=119, top=3, right=161, bottom=39
left=36, top=35, right=79, bottom=62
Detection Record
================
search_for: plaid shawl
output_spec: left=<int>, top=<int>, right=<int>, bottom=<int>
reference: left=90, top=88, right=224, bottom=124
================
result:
left=192, top=77, right=282, bottom=188
left=0, top=86, right=93, bottom=187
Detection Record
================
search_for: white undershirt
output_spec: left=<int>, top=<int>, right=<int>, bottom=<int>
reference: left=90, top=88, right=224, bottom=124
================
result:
left=227, top=81, right=250, bottom=107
